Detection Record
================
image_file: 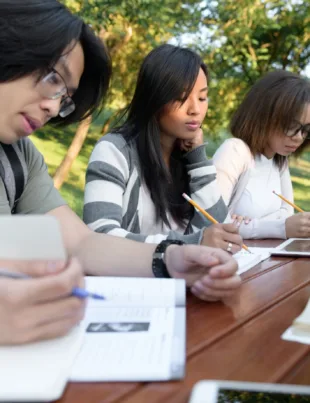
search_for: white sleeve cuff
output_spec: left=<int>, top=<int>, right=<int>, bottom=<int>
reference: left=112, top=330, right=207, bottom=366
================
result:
left=239, top=217, right=287, bottom=239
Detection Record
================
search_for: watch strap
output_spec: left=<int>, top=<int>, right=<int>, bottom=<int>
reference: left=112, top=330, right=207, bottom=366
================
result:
left=152, top=239, right=184, bottom=278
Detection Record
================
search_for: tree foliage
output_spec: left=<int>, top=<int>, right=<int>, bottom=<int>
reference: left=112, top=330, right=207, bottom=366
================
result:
left=62, top=0, right=309, bottom=136
left=64, top=0, right=203, bottom=111
left=49, top=0, right=310, bottom=187
left=53, top=0, right=202, bottom=187
left=192, top=0, right=310, bottom=135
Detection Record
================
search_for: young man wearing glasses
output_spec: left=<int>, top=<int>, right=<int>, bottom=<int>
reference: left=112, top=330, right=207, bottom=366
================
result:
left=0, top=0, right=241, bottom=345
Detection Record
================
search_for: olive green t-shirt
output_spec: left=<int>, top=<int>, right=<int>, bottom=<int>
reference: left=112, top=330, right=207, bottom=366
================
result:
left=0, top=138, right=66, bottom=214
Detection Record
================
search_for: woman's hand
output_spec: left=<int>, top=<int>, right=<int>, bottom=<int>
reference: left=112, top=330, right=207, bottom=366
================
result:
left=165, top=244, right=241, bottom=302
left=178, top=128, right=204, bottom=152
left=201, top=223, right=243, bottom=254
left=285, top=213, right=310, bottom=238
left=231, top=213, right=252, bottom=226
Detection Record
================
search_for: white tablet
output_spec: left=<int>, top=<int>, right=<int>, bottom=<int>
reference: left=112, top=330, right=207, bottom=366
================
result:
left=189, top=380, right=310, bottom=403
left=270, top=238, right=310, bottom=257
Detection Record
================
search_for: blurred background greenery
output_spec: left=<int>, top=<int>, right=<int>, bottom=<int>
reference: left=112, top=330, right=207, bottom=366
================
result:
left=33, top=125, right=310, bottom=217
left=34, top=0, right=310, bottom=217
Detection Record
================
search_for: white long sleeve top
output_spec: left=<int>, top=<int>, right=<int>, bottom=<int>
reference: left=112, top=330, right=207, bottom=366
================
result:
left=213, top=138, right=294, bottom=239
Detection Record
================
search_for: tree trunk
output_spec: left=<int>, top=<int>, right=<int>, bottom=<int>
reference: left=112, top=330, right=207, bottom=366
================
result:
left=101, top=116, right=113, bottom=134
left=52, top=24, right=134, bottom=190
left=53, top=115, right=92, bottom=189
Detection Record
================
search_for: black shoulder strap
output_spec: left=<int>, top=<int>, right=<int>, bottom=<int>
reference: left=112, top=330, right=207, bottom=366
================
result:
left=0, top=143, right=25, bottom=213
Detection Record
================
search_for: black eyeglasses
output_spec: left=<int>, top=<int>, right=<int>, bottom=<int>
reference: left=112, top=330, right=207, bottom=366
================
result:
left=38, top=69, right=75, bottom=118
left=285, top=122, right=310, bottom=140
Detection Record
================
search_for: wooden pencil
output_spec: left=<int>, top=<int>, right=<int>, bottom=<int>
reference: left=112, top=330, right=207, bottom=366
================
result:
left=182, top=193, right=251, bottom=254
left=272, top=190, right=304, bottom=213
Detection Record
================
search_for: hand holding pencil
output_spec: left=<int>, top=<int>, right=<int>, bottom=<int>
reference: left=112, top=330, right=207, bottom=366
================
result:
left=182, top=193, right=250, bottom=254
left=272, top=190, right=310, bottom=239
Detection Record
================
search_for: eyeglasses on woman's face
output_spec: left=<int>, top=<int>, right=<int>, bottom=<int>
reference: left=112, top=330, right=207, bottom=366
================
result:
left=285, top=121, right=310, bottom=140
left=37, top=69, right=75, bottom=118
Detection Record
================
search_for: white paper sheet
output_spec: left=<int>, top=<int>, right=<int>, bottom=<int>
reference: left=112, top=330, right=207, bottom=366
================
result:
left=70, top=306, right=182, bottom=381
left=282, top=298, right=310, bottom=345
left=234, top=247, right=272, bottom=275
left=85, top=276, right=185, bottom=307
left=282, top=327, right=310, bottom=345
left=0, top=327, right=83, bottom=401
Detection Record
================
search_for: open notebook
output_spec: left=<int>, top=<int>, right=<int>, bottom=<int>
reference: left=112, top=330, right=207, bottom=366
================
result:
left=70, top=276, right=186, bottom=382
left=234, top=247, right=272, bottom=275
left=0, top=277, right=186, bottom=401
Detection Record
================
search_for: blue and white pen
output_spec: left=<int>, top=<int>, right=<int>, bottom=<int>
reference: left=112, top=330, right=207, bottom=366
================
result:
left=71, top=287, right=105, bottom=300
left=0, top=268, right=105, bottom=300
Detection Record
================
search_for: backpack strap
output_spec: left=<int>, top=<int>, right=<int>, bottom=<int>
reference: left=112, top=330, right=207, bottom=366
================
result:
left=0, top=142, right=27, bottom=213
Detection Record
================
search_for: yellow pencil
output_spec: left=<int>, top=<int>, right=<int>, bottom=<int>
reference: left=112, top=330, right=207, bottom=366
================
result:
left=182, top=193, right=251, bottom=254
left=272, top=190, right=304, bottom=213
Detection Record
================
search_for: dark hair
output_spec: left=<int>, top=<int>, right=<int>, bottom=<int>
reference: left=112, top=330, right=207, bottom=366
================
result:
left=230, top=70, right=310, bottom=168
left=113, top=44, right=208, bottom=227
left=0, top=0, right=111, bottom=126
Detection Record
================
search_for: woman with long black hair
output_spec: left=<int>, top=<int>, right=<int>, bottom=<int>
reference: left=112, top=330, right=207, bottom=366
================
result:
left=84, top=44, right=243, bottom=253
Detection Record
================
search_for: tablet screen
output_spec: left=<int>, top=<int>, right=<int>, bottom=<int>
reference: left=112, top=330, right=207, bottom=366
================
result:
left=281, top=239, right=310, bottom=253
left=217, top=389, right=310, bottom=402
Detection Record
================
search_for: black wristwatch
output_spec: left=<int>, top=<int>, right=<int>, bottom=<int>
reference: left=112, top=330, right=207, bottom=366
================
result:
left=152, top=240, right=184, bottom=278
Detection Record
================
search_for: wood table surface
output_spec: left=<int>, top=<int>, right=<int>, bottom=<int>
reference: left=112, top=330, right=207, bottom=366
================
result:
left=57, top=240, right=310, bottom=403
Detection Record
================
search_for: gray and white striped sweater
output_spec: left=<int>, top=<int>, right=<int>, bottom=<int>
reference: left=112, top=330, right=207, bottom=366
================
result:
left=83, top=133, right=228, bottom=244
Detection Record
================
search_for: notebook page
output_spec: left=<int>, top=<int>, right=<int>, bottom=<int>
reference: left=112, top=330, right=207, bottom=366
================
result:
left=70, top=304, right=186, bottom=381
left=0, top=326, right=83, bottom=401
left=234, top=247, right=271, bottom=275
left=85, top=277, right=186, bottom=307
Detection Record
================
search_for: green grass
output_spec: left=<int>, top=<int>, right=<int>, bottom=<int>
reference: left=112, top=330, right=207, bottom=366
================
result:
left=32, top=127, right=310, bottom=216
left=32, top=124, right=102, bottom=217
left=289, top=155, right=310, bottom=211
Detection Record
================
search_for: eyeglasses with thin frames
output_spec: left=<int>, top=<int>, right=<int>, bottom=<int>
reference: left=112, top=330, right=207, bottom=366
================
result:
left=285, top=122, right=310, bottom=141
left=37, top=69, right=76, bottom=118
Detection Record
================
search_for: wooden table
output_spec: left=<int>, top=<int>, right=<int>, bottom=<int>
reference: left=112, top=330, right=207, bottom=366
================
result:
left=57, top=240, right=310, bottom=403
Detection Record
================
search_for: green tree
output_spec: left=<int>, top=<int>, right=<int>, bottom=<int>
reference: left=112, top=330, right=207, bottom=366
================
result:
left=50, top=0, right=310, bottom=188
left=193, top=0, right=310, bottom=135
